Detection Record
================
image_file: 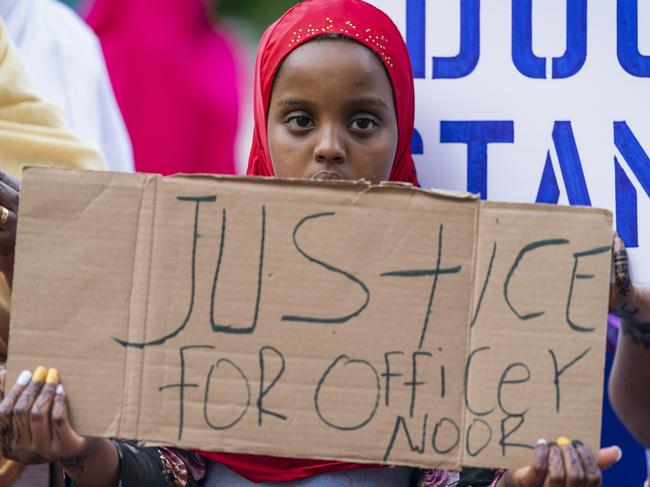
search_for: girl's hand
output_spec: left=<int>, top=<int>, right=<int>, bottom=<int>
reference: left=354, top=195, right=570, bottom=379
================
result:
left=610, top=234, right=650, bottom=325
left=497, top=438, right=621, bottom=487
left=0, top=366, right=95, bottom=466
left=0, top=172, right=20, bottom=287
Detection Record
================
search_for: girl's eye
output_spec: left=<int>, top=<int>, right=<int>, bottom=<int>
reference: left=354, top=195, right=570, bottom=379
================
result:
left=350, top=118, right=378, bottom=132
left=287, top=115, right=314, bottom=130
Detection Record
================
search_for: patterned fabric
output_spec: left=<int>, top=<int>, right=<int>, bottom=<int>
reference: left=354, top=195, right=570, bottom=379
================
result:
left=64, top=442, right=206, bottom=487
left=64, top=441, right=504, bottom=487
left=418, top=468, right=504, bottom=487
left=419, top=468, right=460, bottom=486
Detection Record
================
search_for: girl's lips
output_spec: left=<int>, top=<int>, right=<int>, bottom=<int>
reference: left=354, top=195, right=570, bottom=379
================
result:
left=311, top=171, right=344, bottom=181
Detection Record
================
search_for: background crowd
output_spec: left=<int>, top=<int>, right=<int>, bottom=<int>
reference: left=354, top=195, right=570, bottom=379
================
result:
left=0, top=0, right=645, bottom=485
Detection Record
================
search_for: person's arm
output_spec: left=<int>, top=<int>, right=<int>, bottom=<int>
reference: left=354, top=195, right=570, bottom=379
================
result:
left=609, top=236, right=650, bottom=447
left=609, top=316, right=650, bottom=447
left=59, top=438, right=119, bottom=487
left=608, top=235, right=650, bottom=447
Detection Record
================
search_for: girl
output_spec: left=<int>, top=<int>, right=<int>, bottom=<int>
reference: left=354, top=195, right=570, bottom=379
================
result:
left=0, top=0, right=627, bottom=485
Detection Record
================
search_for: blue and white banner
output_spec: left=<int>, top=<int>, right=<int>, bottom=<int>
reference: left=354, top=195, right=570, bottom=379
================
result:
left=368, top=0, right=650, bottom=283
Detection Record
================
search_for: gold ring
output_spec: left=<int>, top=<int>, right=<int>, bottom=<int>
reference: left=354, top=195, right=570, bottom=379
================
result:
left=0, top=206, right=8, bottom=226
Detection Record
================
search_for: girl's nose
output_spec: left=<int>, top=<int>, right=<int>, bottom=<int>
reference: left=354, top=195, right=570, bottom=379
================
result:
left=313, top=125, right=346, bottom=165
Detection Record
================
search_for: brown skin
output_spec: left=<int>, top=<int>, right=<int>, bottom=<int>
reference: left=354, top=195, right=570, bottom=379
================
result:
left=0, top=368, right=118, bottom=487
left=0, top=172, right=19, bottom=287
left=0, top=39, right=627, bottom=485
left=267, top=40, right=397, bottom=183
left=608, top=236, right=650, bottom=447
left=497, top=441, right=620, bottom=487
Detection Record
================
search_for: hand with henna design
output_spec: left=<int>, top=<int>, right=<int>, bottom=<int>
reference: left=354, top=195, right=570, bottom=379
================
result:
left=609, top=234, right=650, bottom=326
left=608, top=235, right=650, bottom=448
left=497, top=438, right=621, bottom=487
left=0, top=367, right=119, bottom=487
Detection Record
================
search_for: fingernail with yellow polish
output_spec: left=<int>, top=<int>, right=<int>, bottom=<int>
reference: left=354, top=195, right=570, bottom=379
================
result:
left=46, top=368, right=58, bottom=384
left=32, top=366, right=46, bottom=383
left=556, top=436, right=571, bottom=447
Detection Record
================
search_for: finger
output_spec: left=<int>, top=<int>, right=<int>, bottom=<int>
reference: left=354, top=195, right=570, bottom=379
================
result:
left=30, top=369, right=58, bottom=456
left=557, top=438, right=584, bottom=487
left=0, top=178, right=19, bottom=213
left=596, top=445, right=621, bottom=471
left=543, top=443, right=565, bottom=487
left=51, top=384, right=85, bottom=455
left=0, top=366, right=6, bottom=401
left=573, top=441, right=605, bottom=487
left=507, top=438, right=549, bottom=486
left=0, top=370, right=31, bottom=455
left=0, top=208, right=17, bottom=240
left=0, top=172, right=20, bottom=193
left=12, top=366, right=46, bottom=451
left=612, top=234, right=631, bottom=299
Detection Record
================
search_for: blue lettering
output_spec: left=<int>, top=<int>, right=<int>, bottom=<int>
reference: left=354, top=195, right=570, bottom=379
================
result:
left=512, top=0, right=546, bottom=78
left=615, top=157, right=638, bottom=247
left=433, top=0, right=481, bottom=79
left=440, top=121, right=514, bottom=198
left=512, top=0, right=587, bottom=79
left=614, top=122, right=650, bottom=247
left=412, top=128, right=424, bottom=155
left=535, top=152, right=560, bottom=204
left=535, top=122, right=591, bottom=205
left=553, top=0, right=588, bottom=78
left=618, top=0, right=650, bottom=77
left=407, top=0, right=426, bottom=79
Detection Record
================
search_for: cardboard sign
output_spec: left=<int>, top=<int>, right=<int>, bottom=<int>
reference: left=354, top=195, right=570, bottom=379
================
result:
left=366, top=0, right=650, bottom=283
left=8, top=167, right=612, bottom=470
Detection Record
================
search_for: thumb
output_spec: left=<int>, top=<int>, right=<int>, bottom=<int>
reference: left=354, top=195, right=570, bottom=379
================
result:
left=597, top=445, right=622, bottom=471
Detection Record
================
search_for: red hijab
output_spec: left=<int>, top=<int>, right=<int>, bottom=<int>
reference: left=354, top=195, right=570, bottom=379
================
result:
left=199, top=0, right=418, bottom=481
left=246, top=0, right=418, bottom=185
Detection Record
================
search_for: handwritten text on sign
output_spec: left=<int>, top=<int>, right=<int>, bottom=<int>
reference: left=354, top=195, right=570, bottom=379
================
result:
left=8, top=168, right=612, bottom=469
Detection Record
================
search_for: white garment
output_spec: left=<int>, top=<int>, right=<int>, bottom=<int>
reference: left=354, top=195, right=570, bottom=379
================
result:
left=0, top=0, right=133, bottom=172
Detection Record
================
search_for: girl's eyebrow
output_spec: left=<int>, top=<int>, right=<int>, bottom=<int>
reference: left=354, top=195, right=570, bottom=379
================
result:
left=348, top=97, right=389, bottom=109
left=278, top=97, right=311, bottom=107
left=277, top=97, right=388, bottom=109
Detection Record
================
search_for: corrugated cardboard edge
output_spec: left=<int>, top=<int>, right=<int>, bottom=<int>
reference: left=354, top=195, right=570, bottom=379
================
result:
left=458, top=199, right=484, bottom=468
left=117, top=175, right=158, bottom=439
left=167, top=173, right=480, bottom=202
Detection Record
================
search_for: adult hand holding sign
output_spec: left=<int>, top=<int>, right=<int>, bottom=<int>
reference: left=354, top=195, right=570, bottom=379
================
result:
left=496, top=439, right=620, bottom=487
left=0, top=172, right=19, bottom=288
left=0, top=364, right=118, bottom=487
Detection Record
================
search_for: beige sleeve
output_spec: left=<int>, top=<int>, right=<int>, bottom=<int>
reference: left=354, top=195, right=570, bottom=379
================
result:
left=0, top=20, right=109, bottom=360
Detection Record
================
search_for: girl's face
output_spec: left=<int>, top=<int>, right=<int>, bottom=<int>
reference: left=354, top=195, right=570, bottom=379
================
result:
left=267, top=40, right=398, bottom=184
